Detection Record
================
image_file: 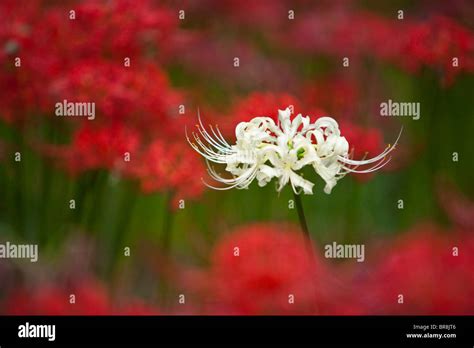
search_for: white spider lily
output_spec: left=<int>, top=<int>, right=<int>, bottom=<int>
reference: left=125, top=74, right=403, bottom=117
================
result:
left=186, top=107, right=401, bottom=194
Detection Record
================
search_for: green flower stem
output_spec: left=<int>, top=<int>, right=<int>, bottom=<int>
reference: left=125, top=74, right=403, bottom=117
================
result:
left=293, top=191, right=311, bottom=243
left=293, top=191, right=319, bottom=314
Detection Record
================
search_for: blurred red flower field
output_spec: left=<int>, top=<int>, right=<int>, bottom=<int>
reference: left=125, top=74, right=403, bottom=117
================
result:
left=0, top=0, right=473, bottom=316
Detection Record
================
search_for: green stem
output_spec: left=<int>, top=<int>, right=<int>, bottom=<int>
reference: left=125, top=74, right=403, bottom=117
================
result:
left=293, top=192, right=311, bottom=243
left=293, top=191, right=318, bottom=314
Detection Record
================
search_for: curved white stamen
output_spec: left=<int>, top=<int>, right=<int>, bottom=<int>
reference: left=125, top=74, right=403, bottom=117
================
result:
left=343, top=157, right=392, bottom=174
left=196, top=111, right=233, bottom=153
left=214, top=125, right=232, bottom=146
left=186, top=134, right=228, bottom=164
left=203, top=163, right=259, bottom=190
left=338, top=127, right=402, bottom=166
left=209, top=124, right=231, bottom=148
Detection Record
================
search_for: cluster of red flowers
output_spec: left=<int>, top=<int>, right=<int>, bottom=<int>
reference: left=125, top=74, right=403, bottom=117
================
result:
left=199, top=223, right=325, bottom=314
left=180, top=223, right=474, bottom=315
left=0, top=0, right=178, bottom=122
left=1, top=222, right=472, bottom=315
left=183, top=1, right=474, bottom=86
left=363, top=226, right=474, bottom=314
left=3, top=279, right=158, bottom=315
left=131, top=139, right=205, bottom=205
left=280, top=10, right=474, bottom=85
left=0, top=0, right=206, bottom=204
left=401, top=16, right=474, bottom=84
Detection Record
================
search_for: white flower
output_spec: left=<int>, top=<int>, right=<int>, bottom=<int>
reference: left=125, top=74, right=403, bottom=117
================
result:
left=186, top=107, right=401, bottom=195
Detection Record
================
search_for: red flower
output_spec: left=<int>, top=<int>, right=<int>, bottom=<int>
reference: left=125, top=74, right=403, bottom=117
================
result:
left=3, top=279, right=159, bottom=315
left=363, top=226, right=474, bottom=314
left=50, top=61, right=184, bottom=137
left=4, top=281, right=110, bottom=315
left=280, top=9, right=474, bottom=84
left=402, top=16, right=474, bottom=85
left=201, top=223, right=327, bottom=314
left=129, top=140, right=205, bottom=206
left=0, top=0, right=180, bottom=124
left=59, top=123, right=141, bottom=174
